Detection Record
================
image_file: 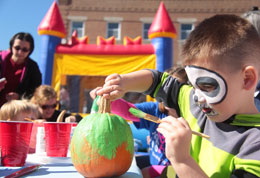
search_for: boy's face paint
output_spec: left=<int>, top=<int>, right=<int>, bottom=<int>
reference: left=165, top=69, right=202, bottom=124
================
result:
left=185, top=65, right=228, bottom=105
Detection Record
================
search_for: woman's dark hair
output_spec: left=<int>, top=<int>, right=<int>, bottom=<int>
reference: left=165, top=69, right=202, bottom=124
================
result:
left=9, top=32, right=34, bottom=56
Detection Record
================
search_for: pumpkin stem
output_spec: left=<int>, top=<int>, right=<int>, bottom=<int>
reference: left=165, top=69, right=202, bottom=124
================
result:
left=98, top=96, right=111, bottom=113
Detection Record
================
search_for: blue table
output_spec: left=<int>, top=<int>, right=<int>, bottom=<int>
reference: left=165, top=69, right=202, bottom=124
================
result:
left=0, top=154, right=143, bottom=178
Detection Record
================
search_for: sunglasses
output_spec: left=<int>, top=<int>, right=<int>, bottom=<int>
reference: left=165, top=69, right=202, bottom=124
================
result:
left=13, top=46, right=30, bottom=53
left=41, top=103, right=57, bottom=110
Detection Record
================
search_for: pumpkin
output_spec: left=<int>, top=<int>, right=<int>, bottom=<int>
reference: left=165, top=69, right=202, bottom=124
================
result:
left=70, top=97, right=134, bottom=177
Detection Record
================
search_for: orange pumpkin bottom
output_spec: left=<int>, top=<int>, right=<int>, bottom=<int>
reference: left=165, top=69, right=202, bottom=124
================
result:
left=71, top=142, right=133, bottom=178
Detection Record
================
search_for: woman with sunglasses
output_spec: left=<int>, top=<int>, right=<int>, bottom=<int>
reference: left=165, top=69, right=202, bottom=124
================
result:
left=0, top=32, right=42, bottom=107
left=30, top=85, right=82, bottom=123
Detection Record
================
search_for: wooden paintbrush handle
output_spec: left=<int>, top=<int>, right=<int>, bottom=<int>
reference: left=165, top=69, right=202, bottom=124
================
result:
left=24, top=118, right=34, bottom=122
left=56, top=110, right=66, bottom=122
left=145, top=113, right=210, bottom=139
left=191, top=131, right=210, bottom=139
left=129, top=107, right=210, bottom=139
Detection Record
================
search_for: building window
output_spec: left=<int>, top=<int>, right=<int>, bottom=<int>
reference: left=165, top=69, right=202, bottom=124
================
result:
left=180, top=24, right=193, bottom=40
left=177, top=18, right=197, bottom=65
left=67, top=16, right=87, bottom=39
left=107, top=22, right=120, bottom=40
left=143, top=23, right=151, bottom=40
left=71, top=21, right=84, bottom=38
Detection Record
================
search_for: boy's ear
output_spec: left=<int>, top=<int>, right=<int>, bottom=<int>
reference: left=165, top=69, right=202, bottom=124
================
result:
left=242, top=66, right=258, bottom=90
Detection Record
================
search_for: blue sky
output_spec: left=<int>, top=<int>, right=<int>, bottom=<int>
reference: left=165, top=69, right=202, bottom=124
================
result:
left=0, top=0, right=55, bottom=64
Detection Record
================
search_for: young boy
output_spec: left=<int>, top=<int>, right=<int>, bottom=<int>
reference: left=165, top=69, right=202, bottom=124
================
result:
left=97, top=14, right=260, bottom=178
left=0, top=99, right=38, bottom=121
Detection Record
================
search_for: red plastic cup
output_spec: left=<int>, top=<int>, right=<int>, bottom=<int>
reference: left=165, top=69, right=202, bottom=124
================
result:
left=44, top=122, right=72, bottom=157
left=0, top=121, right=33, bottom=167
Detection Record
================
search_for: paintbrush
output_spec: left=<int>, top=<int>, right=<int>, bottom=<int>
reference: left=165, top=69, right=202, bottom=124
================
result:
left=4, top=164, right=40, bottom=178
left=56, top=110, right=66, bottom=122
left=24, top=118, right=36, bottom=122
left=129, top=107, right=210, bottom=139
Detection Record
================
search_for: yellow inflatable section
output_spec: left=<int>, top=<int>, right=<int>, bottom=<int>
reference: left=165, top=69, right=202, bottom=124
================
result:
left=52, top=54, right=156, bottom=90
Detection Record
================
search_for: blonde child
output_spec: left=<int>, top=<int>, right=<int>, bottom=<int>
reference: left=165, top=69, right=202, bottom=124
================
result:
left=0, top=99, right=42, bottom=153
left=0, top=99, right=38, bottom=121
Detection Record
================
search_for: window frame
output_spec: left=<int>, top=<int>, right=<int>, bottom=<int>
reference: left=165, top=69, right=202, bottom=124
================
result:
left=70, top=21, right=85, bottom=38
left=177, top=18, right=197, bottom=41
left=67, top=16, right=87, bottom=38
left=176, top=18, right=197, bottom=65
left=180, top=23, right=193, bottom=40
left=104, top=17, right=123, bottom=40
left=142, top=23, right=152, bottom=40
left=106, top=22, right=121, bottom=40
left=140, top=17, right=153, bottom=41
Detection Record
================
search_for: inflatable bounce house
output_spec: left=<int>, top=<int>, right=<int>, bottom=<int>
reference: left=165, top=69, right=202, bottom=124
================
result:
left=38, top=1, right=176, bottom=150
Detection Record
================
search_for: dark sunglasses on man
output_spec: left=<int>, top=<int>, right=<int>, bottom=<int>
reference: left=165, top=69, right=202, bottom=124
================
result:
left=13, top=46, right=30, bottom=53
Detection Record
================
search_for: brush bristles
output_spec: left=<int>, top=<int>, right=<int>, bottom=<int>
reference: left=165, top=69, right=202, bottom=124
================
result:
left=129, top=107, right=146, bottom=118
left=129, top=107, right=161, bottom=123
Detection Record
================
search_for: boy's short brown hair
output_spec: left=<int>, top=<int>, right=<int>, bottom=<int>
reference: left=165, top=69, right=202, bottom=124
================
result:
left=182, top=14, right=260, bottom=73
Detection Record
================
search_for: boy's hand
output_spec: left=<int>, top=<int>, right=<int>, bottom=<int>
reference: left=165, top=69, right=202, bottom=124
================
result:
left=157, top=116, right=192, bottom=163
left=65, top=116, right=76, bottom=123
left=90, top=87, right=102, bottom=99
left=97, top=73, right=126, bottom=100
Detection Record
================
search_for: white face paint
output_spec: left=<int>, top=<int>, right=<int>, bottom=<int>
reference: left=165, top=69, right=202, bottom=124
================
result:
left=185, top=65, right=228, bottom=104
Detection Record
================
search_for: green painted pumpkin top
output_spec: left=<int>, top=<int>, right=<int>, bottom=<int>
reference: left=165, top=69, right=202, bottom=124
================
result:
left=71, top=113, right=134, bottom=160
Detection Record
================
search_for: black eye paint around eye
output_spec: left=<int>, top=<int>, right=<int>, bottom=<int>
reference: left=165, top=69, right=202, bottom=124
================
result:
left=196, top=77, right=218, bottom=92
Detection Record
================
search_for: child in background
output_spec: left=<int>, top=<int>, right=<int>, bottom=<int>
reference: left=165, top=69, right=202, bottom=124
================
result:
left=0, top=99, right=41, bottom=153
left=30, top=85, right=82, bottom=123
left=0, top=99, right=38, bottom=121
left=97, top=14, right=260, bottom=177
